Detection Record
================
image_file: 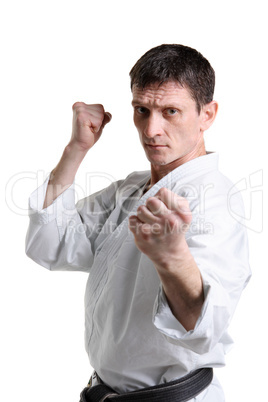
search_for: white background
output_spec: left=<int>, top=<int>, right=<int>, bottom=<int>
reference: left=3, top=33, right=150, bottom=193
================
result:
left=1, top=0, right=267, bottom=400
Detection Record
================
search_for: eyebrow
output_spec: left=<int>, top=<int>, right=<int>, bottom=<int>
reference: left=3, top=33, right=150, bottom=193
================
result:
left=131, top=100, right=183, bottom=110
left=131, top=100, right=142, bottom=106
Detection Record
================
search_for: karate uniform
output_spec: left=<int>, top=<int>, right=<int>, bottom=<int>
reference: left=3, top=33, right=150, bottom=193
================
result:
left=26, top=152, right=251, bottom=401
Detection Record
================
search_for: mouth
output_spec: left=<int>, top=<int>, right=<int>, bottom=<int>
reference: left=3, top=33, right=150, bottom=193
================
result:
left=145, top=143, right=167, bottom=149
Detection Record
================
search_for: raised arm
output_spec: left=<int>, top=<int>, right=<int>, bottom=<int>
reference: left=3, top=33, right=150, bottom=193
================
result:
left=26, top=102, right=112, bottom=273
left=43, top=102, right=112, bottom=208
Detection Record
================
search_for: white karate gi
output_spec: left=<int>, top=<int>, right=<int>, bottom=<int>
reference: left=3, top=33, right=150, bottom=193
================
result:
left=26, top=152, right=251, bottom=401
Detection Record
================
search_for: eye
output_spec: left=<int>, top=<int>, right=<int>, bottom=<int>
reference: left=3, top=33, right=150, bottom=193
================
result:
left=135, top=106, right=148, bottom=115
left=165, top=108, right=178, bottom=116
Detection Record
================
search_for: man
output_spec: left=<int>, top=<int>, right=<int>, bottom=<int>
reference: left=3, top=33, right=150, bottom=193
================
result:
left=26, top=44, right=251, bottom=401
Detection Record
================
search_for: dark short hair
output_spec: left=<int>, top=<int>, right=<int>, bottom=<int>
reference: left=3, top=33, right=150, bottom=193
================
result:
left=129, top=44, right=215, bottom=113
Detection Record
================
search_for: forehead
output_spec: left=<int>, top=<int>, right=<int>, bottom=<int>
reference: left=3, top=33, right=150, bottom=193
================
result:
left=132, top=81, right=194, bottom=107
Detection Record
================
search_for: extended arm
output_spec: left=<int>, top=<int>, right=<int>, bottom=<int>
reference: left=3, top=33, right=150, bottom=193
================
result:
left=129, top=188, right=203, bottom=331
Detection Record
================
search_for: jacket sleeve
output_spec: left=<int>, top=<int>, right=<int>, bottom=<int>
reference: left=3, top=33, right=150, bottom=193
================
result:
left=153, top=183, right=251, bottom=355
left=25, top=174, right=120, bottom=273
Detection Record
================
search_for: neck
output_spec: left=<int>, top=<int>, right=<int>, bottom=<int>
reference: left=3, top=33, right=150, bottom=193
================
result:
left=150, top=137, right=206, bottom=186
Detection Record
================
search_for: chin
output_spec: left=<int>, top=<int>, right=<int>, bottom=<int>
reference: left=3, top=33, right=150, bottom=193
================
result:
left=147, top=157, right=169, bottom=166
left=145, top=151, right=174, bottom=167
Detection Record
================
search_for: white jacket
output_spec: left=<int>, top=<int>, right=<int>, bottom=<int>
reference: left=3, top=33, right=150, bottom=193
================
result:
left=26, top=153, right=251, bottom=400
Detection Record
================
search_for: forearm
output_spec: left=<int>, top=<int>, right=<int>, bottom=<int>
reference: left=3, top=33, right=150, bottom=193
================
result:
left=43, top=102, right=112, bottom=209
left=155, top=241, right=204, bottom=331
left=43, top=141, right=88, bottom=209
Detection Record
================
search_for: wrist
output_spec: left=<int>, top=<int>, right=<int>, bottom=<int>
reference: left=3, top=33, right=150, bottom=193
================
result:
left=154, top=237, right=192, bottom=273
left=48, top=141, right=88, bottom=188
left=65, top=140, right=90, bottom=158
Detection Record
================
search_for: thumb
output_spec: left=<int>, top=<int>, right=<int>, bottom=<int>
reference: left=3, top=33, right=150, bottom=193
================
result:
left=103, top=112, right=112, bottom=127
left=95, top=111, right=112, bottom=134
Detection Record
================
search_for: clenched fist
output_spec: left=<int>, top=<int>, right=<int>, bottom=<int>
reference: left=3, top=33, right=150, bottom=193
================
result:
left=129, top=188, right=192, bottom=271
left=70, top=102, right=112, bottom=151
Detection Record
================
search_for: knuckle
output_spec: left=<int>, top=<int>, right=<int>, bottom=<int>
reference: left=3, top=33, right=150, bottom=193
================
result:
left=141, top=224, right=151, bottom=236
left=158, top=187, right=168, bottom=197
left=146, top=196, right=158, bottom=208
left=165, top=214, right=178, bottom=229
left=141, top=233, right=150, bottom=242
left=72, top=101, right=84, bottom=110
left=183, top=212, right=193, bottom=225
left=151, top=222, right=161, bottom=234
left=76, top=112, right=87, bottom=125
left=96, top=104, right=105, bottom=111
left=178, top=198, right=191, bottom=212
left=146, top=199, right=158, bottom=213
left=145, top=197, right=152, bottom=206
left=92, top=104, right=105, bottom=115
left=137, top=205, right=144, bottom=213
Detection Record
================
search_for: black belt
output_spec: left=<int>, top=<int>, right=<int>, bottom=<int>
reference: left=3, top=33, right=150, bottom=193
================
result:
left=80, top=368, right=213, bottom=402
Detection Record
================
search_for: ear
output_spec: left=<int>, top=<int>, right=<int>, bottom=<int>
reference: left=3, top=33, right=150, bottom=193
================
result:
left=200, top=101, right=218, bottom=132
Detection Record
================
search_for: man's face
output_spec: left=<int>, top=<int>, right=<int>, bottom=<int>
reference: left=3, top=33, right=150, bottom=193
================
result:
left=132, top=81, right=206, bottom=169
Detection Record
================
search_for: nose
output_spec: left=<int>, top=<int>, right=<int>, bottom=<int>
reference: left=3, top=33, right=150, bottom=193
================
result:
left=143, top=113, right=163, bottom=138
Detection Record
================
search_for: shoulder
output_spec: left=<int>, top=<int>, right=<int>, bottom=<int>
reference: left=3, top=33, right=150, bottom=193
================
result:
left=187, top=169, right=246, bottom=238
